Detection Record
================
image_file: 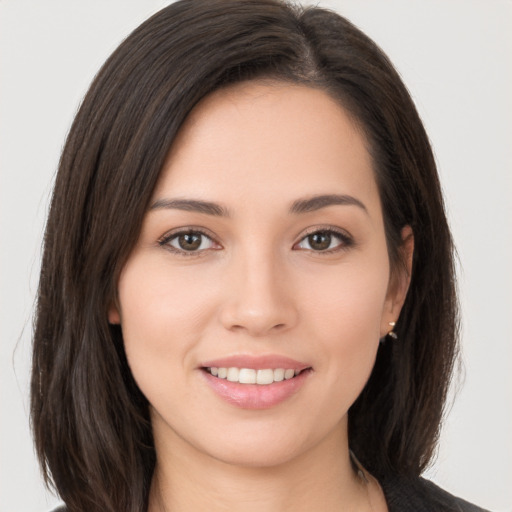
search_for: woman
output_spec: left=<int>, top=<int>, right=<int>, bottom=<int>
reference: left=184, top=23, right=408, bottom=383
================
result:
left=31, top=1, right=488, bottom=511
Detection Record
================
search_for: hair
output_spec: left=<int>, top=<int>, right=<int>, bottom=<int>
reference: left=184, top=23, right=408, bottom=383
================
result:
left=31, top=1, right=458, bottom=511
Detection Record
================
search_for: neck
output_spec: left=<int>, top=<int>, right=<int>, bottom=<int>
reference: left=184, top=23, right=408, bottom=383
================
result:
left=148, top=421, right=373, bottom=512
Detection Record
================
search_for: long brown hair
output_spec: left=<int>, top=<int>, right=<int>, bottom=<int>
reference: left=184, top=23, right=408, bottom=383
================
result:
left=31, top=1, right=458, bottom=511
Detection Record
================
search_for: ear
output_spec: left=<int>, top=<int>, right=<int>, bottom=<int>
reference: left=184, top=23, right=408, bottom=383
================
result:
left=108, top=301, right=121, bottom=325
left=380, top=225, right=414, bottom=337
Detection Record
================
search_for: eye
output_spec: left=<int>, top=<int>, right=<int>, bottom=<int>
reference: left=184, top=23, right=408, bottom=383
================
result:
left=294, top=229, right=352, bottom=252
left=159, top=230, right=219, bottom=254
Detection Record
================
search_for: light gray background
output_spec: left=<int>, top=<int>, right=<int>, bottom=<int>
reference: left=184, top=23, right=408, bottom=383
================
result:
left=1, top=1, right=510, bottom=511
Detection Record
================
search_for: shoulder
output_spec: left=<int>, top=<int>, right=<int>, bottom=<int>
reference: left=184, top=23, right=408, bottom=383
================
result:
left=381, top=475, right=491, bottom=512
left=47, top=478, right=490, bottom=512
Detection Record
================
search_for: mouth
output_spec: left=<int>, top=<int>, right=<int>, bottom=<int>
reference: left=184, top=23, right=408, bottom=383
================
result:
left=200, top=357, right=313, bottom=409
left=203, top=366, right=309, bottom=385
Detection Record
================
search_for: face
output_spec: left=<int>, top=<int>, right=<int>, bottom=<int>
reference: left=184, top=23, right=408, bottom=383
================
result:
left=110, top=82, right=411, bottom=468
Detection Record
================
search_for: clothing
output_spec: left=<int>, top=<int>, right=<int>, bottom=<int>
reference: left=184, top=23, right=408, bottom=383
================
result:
left=49, top=477, right=490, bottom=512
left=381, top=476, right=490, bottom=511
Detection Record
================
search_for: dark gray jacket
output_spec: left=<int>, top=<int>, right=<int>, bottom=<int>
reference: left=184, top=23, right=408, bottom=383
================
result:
left=50, top=476, right=491, bottom=511
left=382, top=476, right=490, bottom=511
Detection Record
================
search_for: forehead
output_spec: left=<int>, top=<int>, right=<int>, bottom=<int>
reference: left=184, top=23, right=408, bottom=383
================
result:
left=155, top=81, right=379, bottom=217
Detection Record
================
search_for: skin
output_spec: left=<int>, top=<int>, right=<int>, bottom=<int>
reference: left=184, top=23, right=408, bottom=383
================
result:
left=110, top=82, right=413, bottom=512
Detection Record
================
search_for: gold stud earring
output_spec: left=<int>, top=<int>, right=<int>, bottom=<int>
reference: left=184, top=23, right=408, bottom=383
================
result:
left=388, top=321, right=398, bottom=339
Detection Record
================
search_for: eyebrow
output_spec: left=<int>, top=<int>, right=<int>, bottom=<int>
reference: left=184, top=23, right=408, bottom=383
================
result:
left=289, top=194, right=368, bottom=215
left=149, top=193, right=367, bottom=217
left=149, top=198, right=230, bottom=216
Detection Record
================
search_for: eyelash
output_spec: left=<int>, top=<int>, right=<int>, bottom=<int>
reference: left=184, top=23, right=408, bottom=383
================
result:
left=158, top=228, right=219, bottom=257
left=293, top=227, right=354, bottom=254
left=158, top=227, right=354, bottom=256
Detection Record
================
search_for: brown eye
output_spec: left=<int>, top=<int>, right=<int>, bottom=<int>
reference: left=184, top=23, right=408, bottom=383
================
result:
left=307, top=232, right=332, bottom=251
left=177, top=233, right=202, bottom=250
left=162, top=231, right=216, bottom=253
left=295, top=229, right=352, bottom=252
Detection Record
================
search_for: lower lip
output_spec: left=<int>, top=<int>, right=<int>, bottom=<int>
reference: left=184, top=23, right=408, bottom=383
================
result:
left=201, top=369, right=311, bottom=409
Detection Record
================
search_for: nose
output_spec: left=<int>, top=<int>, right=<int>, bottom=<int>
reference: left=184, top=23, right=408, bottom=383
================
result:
left=219, top=250, right=298, bottom=337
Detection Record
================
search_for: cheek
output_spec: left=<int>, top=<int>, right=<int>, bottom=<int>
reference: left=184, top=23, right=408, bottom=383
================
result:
left=300, top=256, right=390, bottom=391
left=119, top=256, right=215, bottom=335
left=116, top=257, right=218, bottom=388
left=303, top=257, right=390, bottom=341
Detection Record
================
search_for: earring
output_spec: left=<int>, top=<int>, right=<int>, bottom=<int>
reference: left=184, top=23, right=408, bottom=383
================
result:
left=387, top=321, right=398, bottom=339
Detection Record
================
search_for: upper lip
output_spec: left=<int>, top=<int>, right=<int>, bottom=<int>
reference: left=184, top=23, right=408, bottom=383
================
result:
left=200, top=354, right=311, bottom=371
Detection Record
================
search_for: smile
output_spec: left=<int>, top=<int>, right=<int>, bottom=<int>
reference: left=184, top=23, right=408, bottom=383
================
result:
left=205, top=367, right=301, bottom=385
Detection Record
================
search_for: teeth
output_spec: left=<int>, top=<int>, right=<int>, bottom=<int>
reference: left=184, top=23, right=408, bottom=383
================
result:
left=227, top=367, right=239, bottom=382
left=207, top=367, right=302, bottom=385
left=273, top=368, right=285, bottom=382
left=256, top=369, right=273, bottom=385
left=239, top=368, right=256, bottom=384
left=284, top=369, right=295, bottom=380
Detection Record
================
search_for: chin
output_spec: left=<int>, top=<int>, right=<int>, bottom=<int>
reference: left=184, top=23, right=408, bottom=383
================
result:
left=205, top=436, right=308, bottom=469
left=192, top=414, right=344, bottom=471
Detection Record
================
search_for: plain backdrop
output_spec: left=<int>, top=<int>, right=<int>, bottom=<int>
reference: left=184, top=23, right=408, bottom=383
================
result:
left=1, top=1, right=511, bottom=511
